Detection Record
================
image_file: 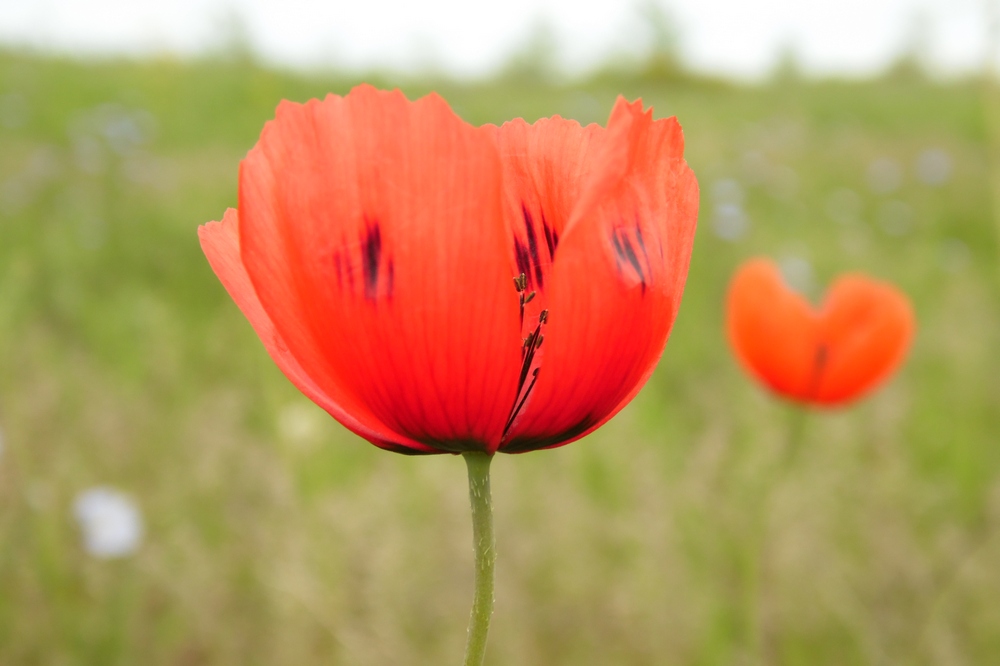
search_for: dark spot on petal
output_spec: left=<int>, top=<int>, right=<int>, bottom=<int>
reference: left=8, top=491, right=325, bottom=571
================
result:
left=522, top=204, right=544, bottom=289
left=514, top=238, right=531, bottom=285
left=611, top=231, right=625, bottom=270
left=415, top=438, right=490, bottom=454
left=362, top=221, right=382, bottom=301
left=611, top=228, right=647, bottom=294
left=378, top=442, right=440, bottom=456
left=542, top=214, right=558, bottom=259
left=501, top=415, right=597, bottom=453
left=523, top=204, right=539, bottom=263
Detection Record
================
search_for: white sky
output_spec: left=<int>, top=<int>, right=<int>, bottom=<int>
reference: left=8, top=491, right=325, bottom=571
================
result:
left=0, top=0, right=994, bottom=80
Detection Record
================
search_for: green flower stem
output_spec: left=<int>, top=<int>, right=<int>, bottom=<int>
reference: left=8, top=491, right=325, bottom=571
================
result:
left=785, top=405, right=808, bottom=467
left=462, top=451, right=495, bottom=666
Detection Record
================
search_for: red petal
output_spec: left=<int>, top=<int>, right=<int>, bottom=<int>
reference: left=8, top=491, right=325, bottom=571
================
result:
left=494, top=116, right=605, bottom=294
left=237, top=85, right=521, bottom=452
left=814, top=275, right=914, bottom=404
left=726, top=259, right=821, bottom=398
left=500, top=97, right=699, bottom=452
left=199, top=209, right=434, bottom=453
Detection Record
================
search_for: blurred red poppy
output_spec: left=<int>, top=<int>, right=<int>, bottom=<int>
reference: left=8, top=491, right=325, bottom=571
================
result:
left=726, top=258, right=914, bottom=406
left=199, top=85, right=698, bottom=454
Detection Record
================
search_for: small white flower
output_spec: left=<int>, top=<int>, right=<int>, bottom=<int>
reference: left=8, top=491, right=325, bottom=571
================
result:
left=712, top=203, right=749, bottom=242
left=73, top=487, right=143, bottom=559
left=778, top=254, right=814, bottom=295
left=712, top=178, right=744, bottom=206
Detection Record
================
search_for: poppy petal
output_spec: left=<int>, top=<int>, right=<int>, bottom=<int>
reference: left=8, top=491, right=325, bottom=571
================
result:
left=727, top=259, right=914, bottom=405
left=492, top=116, right=606, bottom=443
left=199, top=209, right=436, bottom=454
left=501, top=98, right=699, bottom=452
left=237, top=86, right=521, bottom=452
left=494, top=116, right=605, bottom=295
left=726, top=259, right=821, bottom=399
left=814, top=275, right=914, bottom=404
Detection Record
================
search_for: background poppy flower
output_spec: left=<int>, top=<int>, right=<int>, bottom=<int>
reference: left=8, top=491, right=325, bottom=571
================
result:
left=726, top=257, right=915, bottom=406
left=199, top=84, right=699, bottom=455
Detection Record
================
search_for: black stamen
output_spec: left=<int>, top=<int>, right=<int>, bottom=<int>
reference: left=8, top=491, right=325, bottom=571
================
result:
left=503, top=368, right=540, bottom=437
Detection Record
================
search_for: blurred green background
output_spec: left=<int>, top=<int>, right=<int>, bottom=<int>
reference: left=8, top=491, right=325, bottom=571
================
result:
left=1, top=40, right=1000, bottom=665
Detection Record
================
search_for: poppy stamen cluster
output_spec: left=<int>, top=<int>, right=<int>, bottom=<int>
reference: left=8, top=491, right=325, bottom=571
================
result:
left=505, top=296, right=548, bottom=441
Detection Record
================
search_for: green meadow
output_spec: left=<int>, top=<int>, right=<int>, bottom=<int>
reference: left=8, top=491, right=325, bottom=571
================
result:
left=1, top=49, right=999, bottom=664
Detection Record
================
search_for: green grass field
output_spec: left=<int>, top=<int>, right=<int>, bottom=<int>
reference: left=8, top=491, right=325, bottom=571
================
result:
left=1, top=49, right=999, bottom=664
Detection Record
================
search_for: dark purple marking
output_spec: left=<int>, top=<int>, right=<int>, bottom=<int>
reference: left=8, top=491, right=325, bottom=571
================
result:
left=542, top=214, right=558, bottom=258
left=612, top=228, right=647, bottom=293
left=362, top=222, right=382, bottom=300
left=501, top=415, right=597, bottom=453
left=514, top=239, right=531, bottom=286
left=610, top=230, right=625, bottom=270
left=522, top=204, right=544, bottom=289
left=523, top=205, right=540, bottom=262
left=634, top=219, right=652, bottom=277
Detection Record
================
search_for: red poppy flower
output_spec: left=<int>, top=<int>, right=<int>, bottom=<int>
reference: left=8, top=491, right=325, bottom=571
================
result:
left=199, top=85, right=698, bottom=454
left=726, top=258, right=915, bottom=406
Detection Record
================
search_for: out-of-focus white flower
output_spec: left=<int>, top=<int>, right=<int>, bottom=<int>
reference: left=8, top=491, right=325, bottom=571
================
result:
left=778, top=254, right=814, bottom=295
left=710, top=177, right=750, bottom=242
left=916, top=148, right=952, bottom=186
left=713, top=178, right=744, bottom=206
left=73, top=487, right=143, bottom=559
left=867, top=158, right=902, bottom=194
left=712, top=203, right=749, bottom=242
